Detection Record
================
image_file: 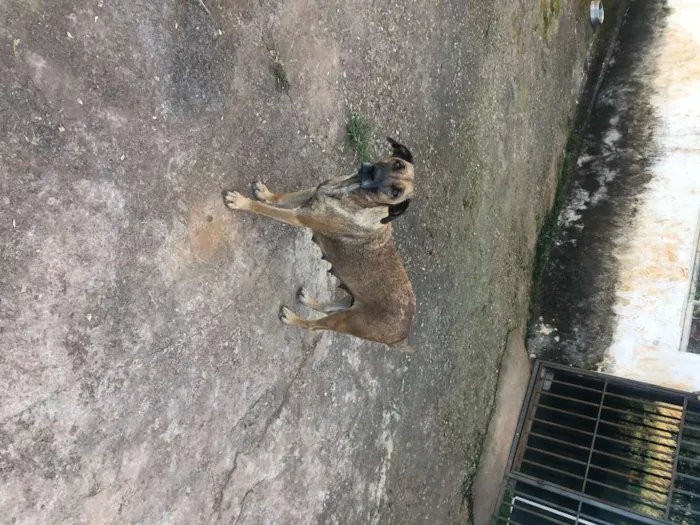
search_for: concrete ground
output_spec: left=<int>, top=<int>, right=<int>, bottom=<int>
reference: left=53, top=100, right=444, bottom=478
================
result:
left=1, top=1, right=593, bottom=523
left=471, top=331, right=531, bottom=525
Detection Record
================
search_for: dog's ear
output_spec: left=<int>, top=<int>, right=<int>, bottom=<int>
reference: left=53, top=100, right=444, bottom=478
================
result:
left=387, top=137, right=413, bottom=164
left=381, top=199, right=411, bottom=224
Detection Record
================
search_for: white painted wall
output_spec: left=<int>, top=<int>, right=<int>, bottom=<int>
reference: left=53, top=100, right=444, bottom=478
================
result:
left=603, top=0, right=700, bottom=391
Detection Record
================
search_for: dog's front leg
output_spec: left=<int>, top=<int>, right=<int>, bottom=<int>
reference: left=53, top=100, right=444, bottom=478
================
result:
left=252, top=182, right=317, bottom=208
left=223, top=190, right=331, bottom=231
left=224, top=191, right=306, bottom=227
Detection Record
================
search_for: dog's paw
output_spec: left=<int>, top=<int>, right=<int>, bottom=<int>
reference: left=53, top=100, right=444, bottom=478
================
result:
left=279, top=306, right=296, bottom=324
left=252, top=181, right=273, bottom=202
left=223, top=191, right=249, bottom=210
left=296, top=287, right=311, bottom=306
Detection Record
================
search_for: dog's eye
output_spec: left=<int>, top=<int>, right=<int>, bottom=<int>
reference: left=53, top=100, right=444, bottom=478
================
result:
left=391, top=186, right=402, bottom=198
left=393, top=160, right=403, bottom=170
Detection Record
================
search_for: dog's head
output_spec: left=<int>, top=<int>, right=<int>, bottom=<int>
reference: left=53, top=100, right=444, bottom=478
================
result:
left=358, top=138, right=414, bottom=224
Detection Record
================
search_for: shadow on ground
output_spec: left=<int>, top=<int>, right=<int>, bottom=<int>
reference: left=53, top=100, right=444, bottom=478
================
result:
left=0, top=0, right=593, bottom=523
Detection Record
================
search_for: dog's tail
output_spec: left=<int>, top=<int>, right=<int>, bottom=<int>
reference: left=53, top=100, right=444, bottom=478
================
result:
left=389, top=340, right=416, bottom=353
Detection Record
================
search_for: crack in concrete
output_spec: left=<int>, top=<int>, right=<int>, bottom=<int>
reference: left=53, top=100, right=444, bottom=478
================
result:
left=229, top=390, right=268, bottom=435
left=0, top=244, right=284, bottom=426
left=212, top=451, right=239, bottom=514
left=205, top=335, right=319, bottom=523
left=255, top=334, right=320, bottom=448
left=232, top=478, right=267, bottom=525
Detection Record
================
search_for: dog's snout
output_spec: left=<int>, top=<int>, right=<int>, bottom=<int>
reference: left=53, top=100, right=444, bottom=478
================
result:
left=360, top=162, right=383, bottom=189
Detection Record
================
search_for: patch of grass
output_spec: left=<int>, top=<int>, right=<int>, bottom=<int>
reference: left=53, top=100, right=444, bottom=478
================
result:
left=540, top=0, right=561, bottom=37
left=540, top=0, right=551, bottom=34
left=268, top=49, right=290, bottom=93
left=532, top=131, right=581, bottom=285
left=512, top=12, right=522, bottom=45
left=345, top=111, right=374, bottom=163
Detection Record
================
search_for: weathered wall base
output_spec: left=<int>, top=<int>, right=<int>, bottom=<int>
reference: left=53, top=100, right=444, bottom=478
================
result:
left=529, top=0, right=700, bottom=391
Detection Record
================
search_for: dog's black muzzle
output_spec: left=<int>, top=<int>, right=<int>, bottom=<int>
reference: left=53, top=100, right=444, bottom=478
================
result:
left=359, top=162, right=386, bottom=190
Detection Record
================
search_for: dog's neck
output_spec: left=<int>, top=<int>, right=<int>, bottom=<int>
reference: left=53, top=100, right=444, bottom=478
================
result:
left=318, top=173, right=361, bottom=198
left=316, top=174, right=398, bottom=232
left=354, top=205, right=393, bottom=231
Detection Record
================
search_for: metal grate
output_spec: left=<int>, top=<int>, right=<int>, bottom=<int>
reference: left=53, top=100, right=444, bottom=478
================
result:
left=672, top=398, right=700, bottom=522
left=493, top=362, right=700, bottom=524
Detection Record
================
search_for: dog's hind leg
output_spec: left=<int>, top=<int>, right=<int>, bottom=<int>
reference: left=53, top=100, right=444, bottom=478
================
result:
left=279, top=306, right=401, bottom=346
left=296, top=287, right=353, bottom=313
left=252, top=182, right=316, bottom=208
left=279, top=306, right=358, bottom=334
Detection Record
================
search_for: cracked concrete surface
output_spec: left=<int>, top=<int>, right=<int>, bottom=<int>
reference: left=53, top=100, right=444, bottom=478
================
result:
left=1, top=0, right=593, bottom=523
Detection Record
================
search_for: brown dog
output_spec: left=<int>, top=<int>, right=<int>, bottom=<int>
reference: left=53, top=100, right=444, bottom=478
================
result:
left=223, top=138, right=415, bottom=349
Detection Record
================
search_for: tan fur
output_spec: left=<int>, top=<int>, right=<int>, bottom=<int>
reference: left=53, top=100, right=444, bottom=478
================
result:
left=223, top=142, right=416, bottom=349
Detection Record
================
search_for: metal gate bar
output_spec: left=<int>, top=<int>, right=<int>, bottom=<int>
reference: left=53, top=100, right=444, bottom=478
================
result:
left=493, top=361, right=700, bottom=524
left=505, top=472, right=668, bottom=525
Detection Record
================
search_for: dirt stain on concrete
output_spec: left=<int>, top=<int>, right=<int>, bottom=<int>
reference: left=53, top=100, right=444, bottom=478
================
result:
left=187, top=198, right=230, bottom=262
